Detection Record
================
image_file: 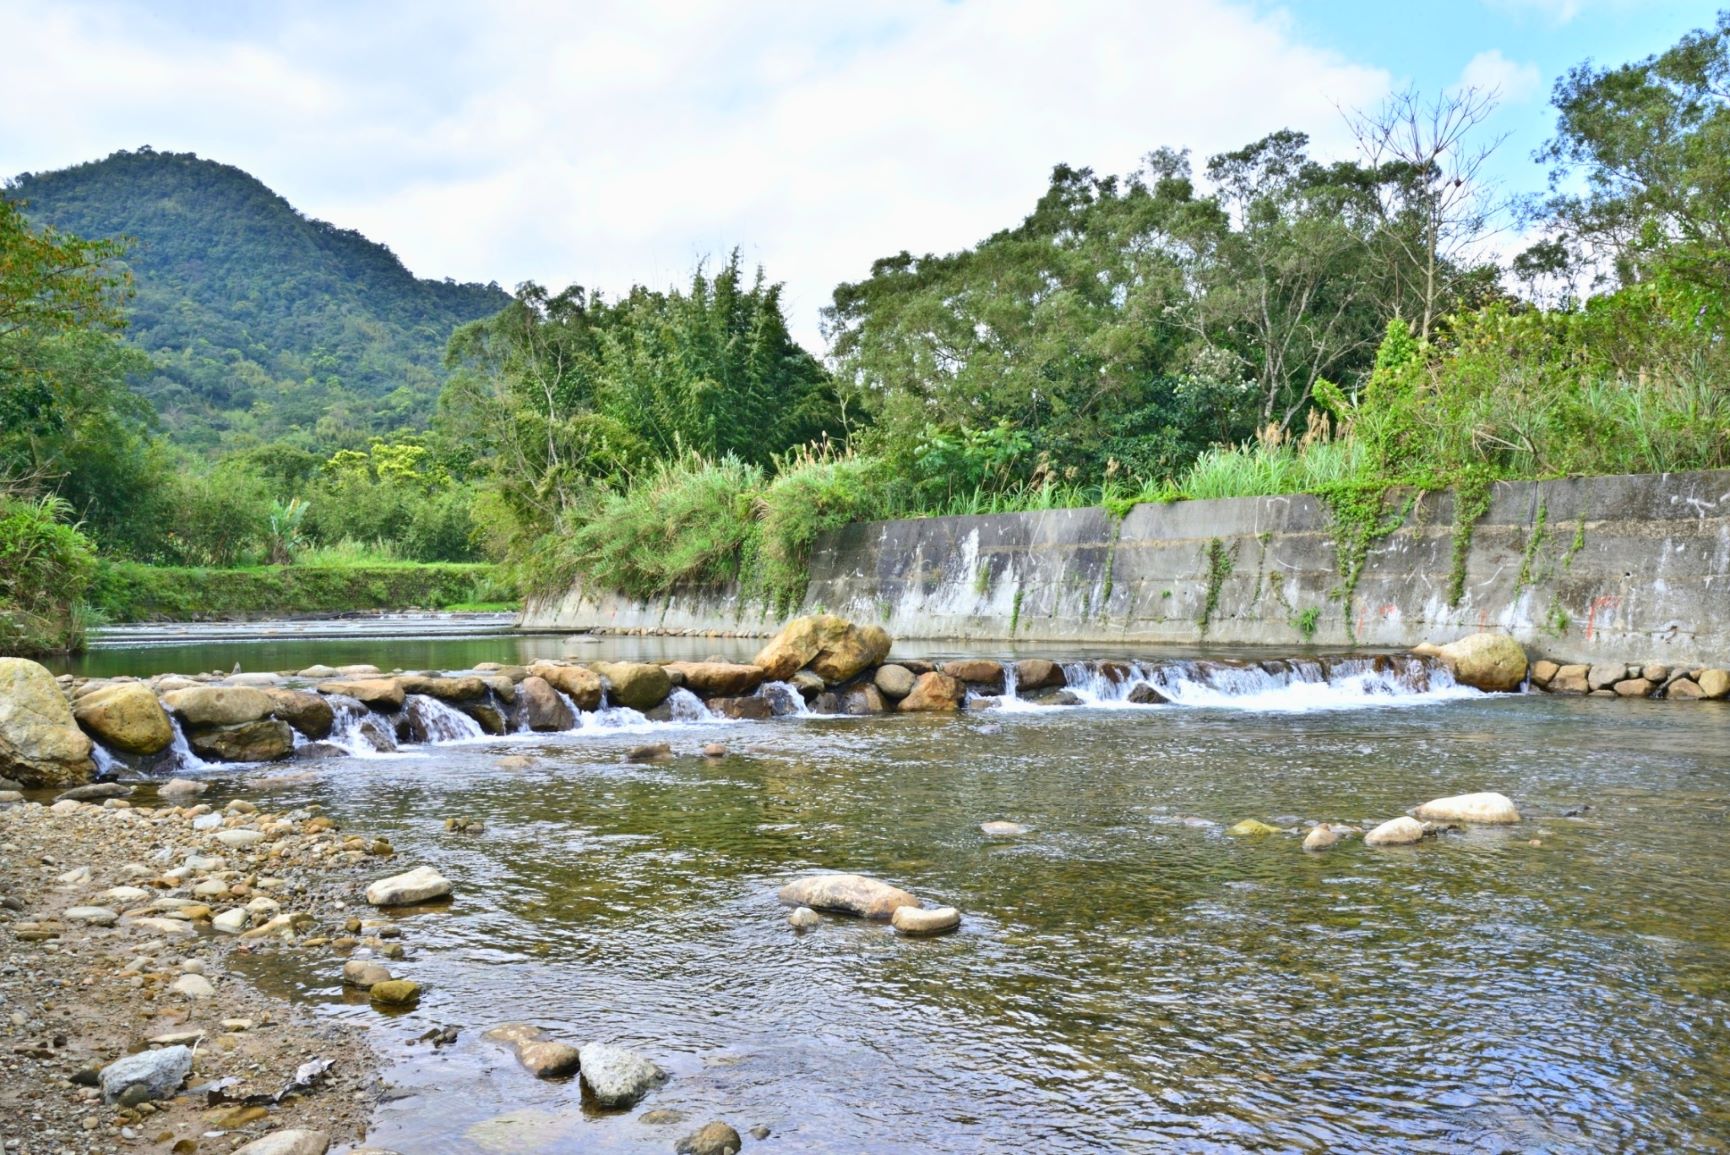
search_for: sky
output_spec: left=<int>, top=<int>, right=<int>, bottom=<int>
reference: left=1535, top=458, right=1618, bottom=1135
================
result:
left=0, top=0, right=1719, bottom=348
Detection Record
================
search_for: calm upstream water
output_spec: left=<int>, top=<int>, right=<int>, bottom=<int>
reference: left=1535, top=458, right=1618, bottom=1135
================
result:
left=133, top=631, right=1730, bottom=1153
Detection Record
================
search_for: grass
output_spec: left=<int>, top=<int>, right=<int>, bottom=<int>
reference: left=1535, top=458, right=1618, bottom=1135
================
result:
left=90, top=560, right=512, bottom=623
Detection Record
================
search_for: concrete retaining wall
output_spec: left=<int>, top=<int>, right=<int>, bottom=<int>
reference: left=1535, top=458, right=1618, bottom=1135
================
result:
left=521, top=469, right=1730, bottom=665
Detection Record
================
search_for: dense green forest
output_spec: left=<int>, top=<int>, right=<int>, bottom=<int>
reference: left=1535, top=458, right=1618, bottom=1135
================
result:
left=3, top=14, right=1729, bottom=653
left=7, top=148, right=508, bottom=450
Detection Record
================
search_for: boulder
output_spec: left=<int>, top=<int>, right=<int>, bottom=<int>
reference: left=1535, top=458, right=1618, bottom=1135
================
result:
left=1699, top=668, right=1730, bottom=699
left=158, top=777, right=207, bottom=797
left=663, top=661, right=765, bottom=698
left=1529, top=660, right=1560, bottom=687
left=57, top=781, right=130, bottom=801
left=1549, top=664, right=1590, bottom=694
left=370, top=979, right=422, bottom=1006
left=73, top=683, right=174, bottom=755
left=1586, top=663, right=1623, bottom=692
left=1668, top=678, right=1707, bottom=700
left=366, top=865, right=452, bottom=906
left=940, top=659, right=1004, bottom=690
left=626, top=742, right=671, bottom=764
left=1435, top=632, right=1528, bottom=692
left=186, top=719, right=295, bottom=762
left=706, top=696, right=773, bottom=721
left=1364, top=816, right=1427, bottom=846
left=160, top=685, right=277, bottom=727
left=1302, top=824, right=1340, bottom=852
left=980, top=820, right=1029, bottom=836
left=898, top=672, right=965, bottom=713
left=230, top=1131, right=330, bottom=1155
left=1127, top=682, right=1169, bottom=705
left=753, top=614, right=891, bottom=684
left=315, top=679, right=405, bottom=711
left=591, top=662, right=673, bottom=711
left=578, top=1042, right=664, bottom=1108
left=1642, top=662, right=1671, bottom=683
left=0, top=657, right=95, bottom=787
left=263, top=689, right=335, bottom=739
left=1013, top=658, right=1066, bottom=691
left=1228, top=819, right=1281, bottom=836
left=1613, top=678, right=1654, bottom=698
left=813, top=685, right=888, bottom=716
left=1413, top=791, right=1520, bottom=825
left=398, top=674, right=487, bottom=702
left=787, top=906, right=821, bottom=930
left=461, top=703, right=508, bottom=735
left=891, top=905, right=961, bottom=936
left=343, top=960, right=394, bottom=989
left=873, top=664, right=916, bottom=700
left=777, top=873, right=920, bottom=919
left=99, top=1044, right=192, bottom=1104
left=517, top=676, right=576, bottom=731
left=677, top=1122, right=743, bottom=1155
left=526, top=663, right=603, bottom=711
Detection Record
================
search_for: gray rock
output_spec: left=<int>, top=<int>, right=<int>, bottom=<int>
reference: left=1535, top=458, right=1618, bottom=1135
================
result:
left=64, top=906, right=120, bottom=926
left=873, top=664, right=917, bottom=700
left=99, top=1044, right=192, bottom=1104
left=230, top=1131, right=331, bottom=1155
left=365, top=865, right=452, bottom=906
left=787, top=905, right=821, bottom=930
left=1126, top=682, right=1169, bottom=705
left=578, top=1042, right=664, bottom=1108
left=56, top=782, right=133, bottom=802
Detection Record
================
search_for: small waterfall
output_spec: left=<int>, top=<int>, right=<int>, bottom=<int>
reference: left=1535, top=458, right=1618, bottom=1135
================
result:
left=578, top=703, right=651, bottom=730
left=1013, top=656, right=1477, bottom=714
left=167, top=718, right=210, bottom=771
left=90, top=742, right=124, bottom=777
left=661, top=687, right=712, bottom=722
left=759, top=681, right=811, bottom=717
left=325, top=695, right=398, bottom=755
left=400, top=694, right=486, bottom=744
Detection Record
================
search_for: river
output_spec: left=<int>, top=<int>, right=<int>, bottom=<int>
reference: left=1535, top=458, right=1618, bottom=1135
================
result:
left=92, top=625, right=1730, bottom=1152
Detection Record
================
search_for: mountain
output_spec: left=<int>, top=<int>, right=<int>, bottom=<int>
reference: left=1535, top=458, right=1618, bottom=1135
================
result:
left=5, top=147, right=511, bottom=451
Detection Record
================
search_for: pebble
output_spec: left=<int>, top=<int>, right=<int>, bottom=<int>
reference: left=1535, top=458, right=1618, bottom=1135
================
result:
left=169, top=973, right=215, bottom=999
left=216, top=829, right=265, bottom=848
left=64, top=906, right=119, bottom=926
left=676, top=1121, right=742, bottom=1155
left=787, top=906, right=821, bottom=930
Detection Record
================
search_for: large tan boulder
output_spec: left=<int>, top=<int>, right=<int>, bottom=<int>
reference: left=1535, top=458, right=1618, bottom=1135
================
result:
left=262, top=689, right=334, bottom=739
left=1364, top=816, right=1427, bottom=846
left=1013, top=659, right=1066, bottom=691
left=161, top=685, right=277, bottom=727
left=777, top=873, right=921, bottom=919
left=398, top=674, right=487, bottom=702
left=898, top=671, right=966, bottom=713
left=1699, top=668, right=1730, bottom=699
left=754, top=615, right=891, bottom=684
left=590, top=661, right=673, bottom=711
left=663, top=661, right=765, bottom=698
left=0, top=657, right=95, bottom=787
left=1436, top=633, right=1528, bottom=692
left=314, top=679, right=405, bottom=711
left=525, top=662, right=603, bottom=711
left=941, top=659, right=1005, bottom=689
left=73, top=682, right=174, bottom=755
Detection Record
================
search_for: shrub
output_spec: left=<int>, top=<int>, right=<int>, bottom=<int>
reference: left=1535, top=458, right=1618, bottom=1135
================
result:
left=0, top=495, right=98, bottom=654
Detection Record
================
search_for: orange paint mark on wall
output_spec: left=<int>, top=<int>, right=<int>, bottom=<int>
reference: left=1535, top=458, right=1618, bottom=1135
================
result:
left=1584, top=595, right=1622, bottom=642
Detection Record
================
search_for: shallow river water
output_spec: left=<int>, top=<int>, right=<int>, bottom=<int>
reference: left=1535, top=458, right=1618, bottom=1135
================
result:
left=161, top=641, right=1730, bottom=1153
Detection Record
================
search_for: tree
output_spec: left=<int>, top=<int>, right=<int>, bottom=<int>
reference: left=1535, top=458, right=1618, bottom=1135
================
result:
left=1539, top=12, right=1730, bottom=308
left=1346, top=85, right=1507, bottom=339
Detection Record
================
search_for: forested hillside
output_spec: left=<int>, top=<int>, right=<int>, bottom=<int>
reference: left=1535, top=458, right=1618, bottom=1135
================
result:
left=5, top=147, right=508, bottom=449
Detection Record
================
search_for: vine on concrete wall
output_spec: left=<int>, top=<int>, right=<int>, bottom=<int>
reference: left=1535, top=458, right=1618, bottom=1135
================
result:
left=1199, top=537, right=1236, bottom=633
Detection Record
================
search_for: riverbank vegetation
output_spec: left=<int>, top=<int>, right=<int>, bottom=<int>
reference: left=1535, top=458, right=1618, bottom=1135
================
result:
left=3, top=15, right=1728, bottom=649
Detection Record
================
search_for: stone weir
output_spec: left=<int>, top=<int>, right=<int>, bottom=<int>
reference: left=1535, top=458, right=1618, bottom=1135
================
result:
left=522, top=469, right=1730, bottom=668
left=4, top=622, right=1728, bottom=792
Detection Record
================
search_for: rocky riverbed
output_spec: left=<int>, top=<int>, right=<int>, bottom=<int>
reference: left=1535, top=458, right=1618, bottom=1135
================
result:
left=0, top=788, right=402, bottom=1154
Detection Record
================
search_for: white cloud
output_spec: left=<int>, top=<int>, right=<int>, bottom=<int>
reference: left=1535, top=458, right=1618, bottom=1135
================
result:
left=1459, top=49, right=1542, bottom=102
left=0, top=0, right=1397, bottom=347
left=1485, top=0, right=1585, bottom=23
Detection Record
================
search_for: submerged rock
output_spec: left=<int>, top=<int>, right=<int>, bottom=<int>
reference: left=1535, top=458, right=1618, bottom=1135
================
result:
left=1412, top=791, right=1521, bottom=825
left=980, top=820, right=1030, bottom=836
left=787, top=905, right=821, bottom=930
left=370, top=979, right=422, bottom=1006
left=891, top=905, right=961, bottom=936
left=578, top=1042, right=664, bottom=1108
left=343, top=960, right=394, bottom=989
left=1301, top=823, right=1341, bottom=852
left=626, top=742, right=672, bottom=764
left=0, top=657, right=95, bottom=787
left=778, top=873, right=920, bottom=919
left=99, top=1043, right=192, bottom=1104
left=366, top=865, right=452, bottom=906
left=1228, top=819, right=1281, bottom=836
left=485, top=1024, right=581, bottom=1078
left=1364, top=816, right=1427, bottom=846
left=1126, top=682, right=1169, bottom=705
left=73, top=682, right=174, bottom=755
left=1435, top=633, right=1528, bottom=692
